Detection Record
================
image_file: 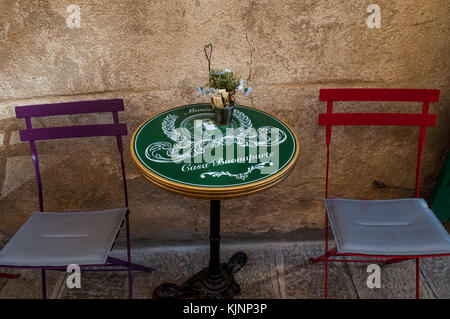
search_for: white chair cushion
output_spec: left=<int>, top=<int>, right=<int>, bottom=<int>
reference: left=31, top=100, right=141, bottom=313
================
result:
left=324, top=198, right=450, bottom=256
left=0, top=208, right=128, bottom=266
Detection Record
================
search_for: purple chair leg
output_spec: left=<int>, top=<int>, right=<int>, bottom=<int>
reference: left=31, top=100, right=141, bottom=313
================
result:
left=126, top=213, right=133, bottom=299
left=106, top=257, right=154, bottom=272
left=41, top=269, right=47, bottom=299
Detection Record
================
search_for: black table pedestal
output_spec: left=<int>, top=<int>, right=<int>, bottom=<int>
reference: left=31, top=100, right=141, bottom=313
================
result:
left=153, top=200, right=247, bottom=299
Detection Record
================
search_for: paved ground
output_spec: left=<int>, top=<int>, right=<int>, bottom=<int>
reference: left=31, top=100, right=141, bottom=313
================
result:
left=0, top=240, right=448, bottom=299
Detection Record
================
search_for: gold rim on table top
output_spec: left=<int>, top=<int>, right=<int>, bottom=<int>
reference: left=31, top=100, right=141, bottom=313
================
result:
left=133, top=159, right=297, bottom=199
left=130, top=104, right=299, bottom=199
left=134, top=162, right=297, bottom=200
left=133, top=154, right=297, bottom=192
left=134, top=165, right=295, bottom=195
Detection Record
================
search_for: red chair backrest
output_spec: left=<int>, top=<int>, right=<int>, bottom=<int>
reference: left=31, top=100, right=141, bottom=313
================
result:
left=318, top=88, right=440, bottom=198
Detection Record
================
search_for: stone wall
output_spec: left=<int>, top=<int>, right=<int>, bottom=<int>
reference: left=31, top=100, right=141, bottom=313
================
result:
left=0, top=0, right=449, bottom=243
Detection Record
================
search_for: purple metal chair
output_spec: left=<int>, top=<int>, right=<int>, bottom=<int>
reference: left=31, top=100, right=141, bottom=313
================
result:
left=0, top=99, right=154, bottom=299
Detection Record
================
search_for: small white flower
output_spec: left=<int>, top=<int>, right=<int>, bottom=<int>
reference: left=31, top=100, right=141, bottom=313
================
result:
left=224, top=68, right=231, bottom=73
left=237, top=79, right=245, bottom=91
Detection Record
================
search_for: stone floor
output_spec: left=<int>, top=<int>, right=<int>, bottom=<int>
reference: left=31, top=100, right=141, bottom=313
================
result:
left=0, top=240, right=448, bottom=299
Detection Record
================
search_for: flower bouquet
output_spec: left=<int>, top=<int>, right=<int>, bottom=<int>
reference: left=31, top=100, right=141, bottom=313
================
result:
left=197, top=69, right=252, bottom=125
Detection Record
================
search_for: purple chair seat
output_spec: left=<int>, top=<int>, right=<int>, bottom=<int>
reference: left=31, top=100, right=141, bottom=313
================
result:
left=0, top=208, right=128, bottom=266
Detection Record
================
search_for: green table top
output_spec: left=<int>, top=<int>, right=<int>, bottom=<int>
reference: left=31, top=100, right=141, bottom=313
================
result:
left=131, top=104, right=299, bottom=199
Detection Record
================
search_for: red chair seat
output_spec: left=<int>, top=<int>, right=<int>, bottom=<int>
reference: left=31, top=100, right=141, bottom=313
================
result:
left=324, top=198, right=450, bottom=256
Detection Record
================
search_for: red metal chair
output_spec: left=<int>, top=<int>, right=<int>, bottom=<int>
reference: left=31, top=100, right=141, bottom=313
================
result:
left=310, top=88, right=450, bottom=298
left=0, top=99, right=154, bottom=298
left=0, top=273, right=20, bottom=279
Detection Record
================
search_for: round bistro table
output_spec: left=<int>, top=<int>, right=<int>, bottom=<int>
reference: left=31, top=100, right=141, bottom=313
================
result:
left=131, top=103, right=299, bottom=299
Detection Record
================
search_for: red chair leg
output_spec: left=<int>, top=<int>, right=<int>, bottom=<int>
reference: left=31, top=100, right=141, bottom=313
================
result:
left=384, top=257, right=413, bottom=265
left=416, top=258, right=420, bottom=299
left=325, top=213, right=329, bottom=299
left=0, top=272, right=20, bottom=279
left=310, top=247, right=338, bottom=263
left=325, top=256, right=328, bottom=299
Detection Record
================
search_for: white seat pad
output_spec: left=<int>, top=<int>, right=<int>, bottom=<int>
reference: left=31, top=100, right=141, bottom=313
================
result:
left=0, top=208, right=128, bottom=266
left=324, top=198, right=450, bottom=256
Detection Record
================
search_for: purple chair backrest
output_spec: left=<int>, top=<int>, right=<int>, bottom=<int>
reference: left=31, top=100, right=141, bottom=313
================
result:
left=15, top=99, right=129, bottom=212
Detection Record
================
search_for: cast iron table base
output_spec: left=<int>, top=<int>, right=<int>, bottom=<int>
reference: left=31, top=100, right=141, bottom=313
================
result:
left=153, top=252, right=247, bottom=299
left=153, top=200, right=248, bottom=299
